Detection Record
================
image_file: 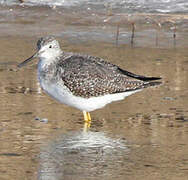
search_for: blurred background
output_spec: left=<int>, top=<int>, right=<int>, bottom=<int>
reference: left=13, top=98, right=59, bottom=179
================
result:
left=0, top=0, right=188, bottom=46
left=0, top=1, right=188, bottom=180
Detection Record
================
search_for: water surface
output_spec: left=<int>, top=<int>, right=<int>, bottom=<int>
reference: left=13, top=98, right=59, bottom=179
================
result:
left=0, top=1, right=188, bottom=180
left=1, top=0, right=188, bottom=14
left=0, top=36, right=188, bottom=180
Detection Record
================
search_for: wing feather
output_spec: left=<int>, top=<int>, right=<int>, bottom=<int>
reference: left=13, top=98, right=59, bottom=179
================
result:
left=56, top=53, right=161, bottom=98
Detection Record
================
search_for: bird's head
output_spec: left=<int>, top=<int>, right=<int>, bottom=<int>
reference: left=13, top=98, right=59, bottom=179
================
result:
left=18, top=36, right=62, bottom=68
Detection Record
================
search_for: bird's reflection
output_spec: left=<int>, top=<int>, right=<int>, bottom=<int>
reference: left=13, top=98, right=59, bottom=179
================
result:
left=38, top=129, right=128, bottom=180
left=83, top=121, right=91, bottom=132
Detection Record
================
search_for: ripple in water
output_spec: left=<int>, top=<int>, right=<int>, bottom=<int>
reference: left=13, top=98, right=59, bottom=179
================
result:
left=1, top=0, right=188, bottom=14
left=38, top=131, right=128, bottom=180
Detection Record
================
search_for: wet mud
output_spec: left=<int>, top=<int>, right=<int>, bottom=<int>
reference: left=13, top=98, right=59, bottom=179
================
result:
left=0, top=5, right=188, bottom=180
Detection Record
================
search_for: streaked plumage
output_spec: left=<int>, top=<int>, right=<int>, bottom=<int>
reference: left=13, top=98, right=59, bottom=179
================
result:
left=18, top=36, right=161, bottom=127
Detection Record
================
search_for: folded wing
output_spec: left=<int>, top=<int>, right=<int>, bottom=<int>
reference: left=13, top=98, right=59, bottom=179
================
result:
left=57, top=54, right=161, bottom=98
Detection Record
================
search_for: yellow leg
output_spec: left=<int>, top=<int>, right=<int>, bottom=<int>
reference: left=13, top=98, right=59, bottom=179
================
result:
left=83, top=111, right=91, bottom=131
left=86, top=112, right=91, bottom=122
left=83, top=111, right=91, bottom=123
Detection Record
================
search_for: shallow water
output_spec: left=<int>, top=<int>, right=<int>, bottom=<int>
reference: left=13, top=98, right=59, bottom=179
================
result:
left=0, top=2, right=188, bottom=180
left=0, top=35, right=188, bottom=180
left=0, top=5, right=188, bottom=49
left=1, top=0, right=188, bottom=14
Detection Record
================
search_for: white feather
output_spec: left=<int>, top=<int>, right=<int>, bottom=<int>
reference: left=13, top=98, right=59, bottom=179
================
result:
left=39, top=77, right=141, bottom=112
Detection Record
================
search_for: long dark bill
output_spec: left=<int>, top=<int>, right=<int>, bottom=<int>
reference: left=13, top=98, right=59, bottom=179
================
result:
left=17, top=52, right=38, bottom=68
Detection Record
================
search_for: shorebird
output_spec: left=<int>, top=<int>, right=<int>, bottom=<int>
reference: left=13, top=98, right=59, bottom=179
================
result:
left=18, top=36, right=161, bottom=127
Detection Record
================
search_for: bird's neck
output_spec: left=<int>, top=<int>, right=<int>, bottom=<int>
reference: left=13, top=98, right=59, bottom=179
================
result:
left=39, top=50, right=62, bottom=67
left=37, top=58, right=57, bottom=82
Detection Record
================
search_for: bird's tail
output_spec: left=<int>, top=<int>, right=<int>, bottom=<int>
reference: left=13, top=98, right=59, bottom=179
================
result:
left=143, top=81, right=162, bottom=88
left=118, top=67, right=162, bottom=81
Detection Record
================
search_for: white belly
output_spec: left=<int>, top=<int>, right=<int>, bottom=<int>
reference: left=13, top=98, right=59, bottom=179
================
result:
left=39, top=77, right=141, bottom=112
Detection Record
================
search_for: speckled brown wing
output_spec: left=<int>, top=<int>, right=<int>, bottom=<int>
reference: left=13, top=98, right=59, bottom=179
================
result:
left=57, top=54, right=161, bottom=98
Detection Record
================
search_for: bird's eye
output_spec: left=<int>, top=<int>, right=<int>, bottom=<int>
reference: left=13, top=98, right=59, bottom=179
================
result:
left=49, top=45, right=52, bottom=48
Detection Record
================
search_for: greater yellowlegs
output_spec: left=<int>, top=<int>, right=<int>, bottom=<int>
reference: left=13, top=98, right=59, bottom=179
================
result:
left=18, top=36, right=161, bottom=126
